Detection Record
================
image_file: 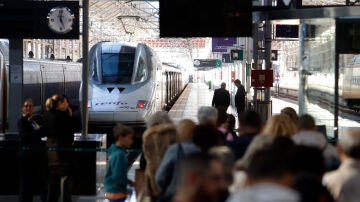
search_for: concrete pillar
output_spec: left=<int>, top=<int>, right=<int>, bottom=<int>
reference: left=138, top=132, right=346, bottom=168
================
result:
left=8, top=39, right=23, bottom=132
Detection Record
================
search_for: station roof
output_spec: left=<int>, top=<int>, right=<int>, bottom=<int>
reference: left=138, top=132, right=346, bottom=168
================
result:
left=85, top=1, right=360, bottom=63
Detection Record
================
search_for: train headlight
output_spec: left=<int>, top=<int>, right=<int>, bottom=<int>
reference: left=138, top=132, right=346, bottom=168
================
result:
left=137, top=100, right=148, bottom=109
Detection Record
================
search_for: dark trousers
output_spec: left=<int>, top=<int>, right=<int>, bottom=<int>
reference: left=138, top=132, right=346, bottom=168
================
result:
left=19, top=153, right=47, bottom=202
left=47, top=174, right=72, bottom=202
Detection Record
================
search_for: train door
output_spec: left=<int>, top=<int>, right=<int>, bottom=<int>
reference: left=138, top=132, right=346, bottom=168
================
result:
left=0, top=53, right=4, bottom=131
left=23, top=61, right=42, bottom=112
left=165, top=72, right=169, bottom=107
left=63, top=63, right=81, bottom=109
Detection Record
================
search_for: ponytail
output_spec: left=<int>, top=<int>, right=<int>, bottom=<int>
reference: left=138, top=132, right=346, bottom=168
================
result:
left=45, top=94, right=65, bottom=111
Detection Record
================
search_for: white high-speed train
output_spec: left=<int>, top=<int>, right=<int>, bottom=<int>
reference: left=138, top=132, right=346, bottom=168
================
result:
left=0, top=39, right=82, bottom=132
left=82, top=42, right=187, bottom=126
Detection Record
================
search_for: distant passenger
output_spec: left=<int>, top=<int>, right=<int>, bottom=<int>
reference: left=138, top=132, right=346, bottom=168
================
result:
left=104, top=124, right=134, bottom=202
left=197, top=106, right=218, bottom=126
left=234, top=79, right=246, bottom=119
left=262, top=114, right=297, bottom=137
left=217, top=107, right=236, bottom=142
left=50, top=54, right=55, bottom=60
left=280, top=107, right=298, bottom=127
left=323, top=128, right=360, bottom=201
left=66, top=56, right=71, bottom=62
left=292, top=114, right=338, bottom=168
left=18, top=99, right=46, bottom=202
left=212, top=82, right=230, bottom=111
left=142, top=112, right=176, bottom=202
left=227, top=114, right=238, bottom=139
left=28, top=51, right=34, bottom=58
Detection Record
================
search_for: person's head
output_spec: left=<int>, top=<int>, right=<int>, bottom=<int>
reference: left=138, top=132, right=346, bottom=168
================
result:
left=292, top=145, right=325, bottom=179
left=176, top=119, right=196, bottom=142
left=146, top=111, right=172, bottom=128
left=298, top=114, right=317, bottom=131
left=227, top=114, right=236, bottom=130
left=46, top=94, right=67, bottom=112
left=177, top=153, right=226, bottom=202
left=281, top=107, right=298, bottom=126
left=197, top=106, right=218, bottom=125
left=238, top=110, right=262, bottom=135
left=193, top=123, right=222, bottom=153
left=339, top=128, right=360, bottom=159
left=62, top=94, right=70, bottom=109
left=244, top=136, right=296, bottom=186
left=293, top=172, right=335, bottom=202
left=234, top=79, right=241, bottom=87
left=262, top=114, right=297, bottom=137
left=220, top=82, right=226, bottom=89
left=209, top=146, right=235, bottom=186
left=113, top=123, right=134, bottom=149
left=22, top=99, right=34, bottom=117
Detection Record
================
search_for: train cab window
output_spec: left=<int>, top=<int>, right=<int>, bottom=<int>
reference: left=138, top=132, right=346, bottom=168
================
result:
left=134, top=57, right=147, bottom=83
left=101, top=53, right=134, bottom=84
left=91, top=60, right=98, bottom=81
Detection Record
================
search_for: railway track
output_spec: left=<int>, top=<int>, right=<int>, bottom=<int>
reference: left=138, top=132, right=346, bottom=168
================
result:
left=273, top=87, right=360, bottom=118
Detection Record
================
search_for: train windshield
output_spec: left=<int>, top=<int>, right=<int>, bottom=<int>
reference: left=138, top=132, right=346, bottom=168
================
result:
left=101, top=53, right=134, bottom=84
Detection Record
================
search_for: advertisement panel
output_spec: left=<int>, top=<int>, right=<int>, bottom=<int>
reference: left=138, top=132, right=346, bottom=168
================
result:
left=212, top=38, right=237, bottom=52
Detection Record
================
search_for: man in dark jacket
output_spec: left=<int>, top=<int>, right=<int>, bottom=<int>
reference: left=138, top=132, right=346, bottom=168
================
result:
left=212, top=82, right=230, bottom=111
left=234, top=79, right=246, bottom=117
left=18, top=99, right=46, bottom=202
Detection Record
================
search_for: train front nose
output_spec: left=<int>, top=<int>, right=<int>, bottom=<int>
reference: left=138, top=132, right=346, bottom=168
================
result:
left=88, top=85, right=148, bottom=124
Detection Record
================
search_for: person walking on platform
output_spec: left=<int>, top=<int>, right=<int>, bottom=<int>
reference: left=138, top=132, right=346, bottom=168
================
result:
left=18, top=99, right=46, bottom=202
left=42, top=94, right=76, bottom=202
left=104, top=124, right=134, bottom=202
left=234, top=79, right=246, bottom=118
left=212, top=82, right=230, bottom=111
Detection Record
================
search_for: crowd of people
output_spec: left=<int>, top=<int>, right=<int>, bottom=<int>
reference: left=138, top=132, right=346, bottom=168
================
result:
left=121, top=91, right=359, bottom=202
left=17, top=82, right=360, bottom=202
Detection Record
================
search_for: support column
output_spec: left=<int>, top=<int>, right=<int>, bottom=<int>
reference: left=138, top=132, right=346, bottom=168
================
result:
left=41, top=41, right=46, bottom=59
left=264, top=20, right=272, bottom=101
left=252, top=23, right=259, bottom=102
left=299, top=22, right=306, bottom=115
left=82, top=0, right=89, bottom=137
left=8, top=39, right=23, bottom=132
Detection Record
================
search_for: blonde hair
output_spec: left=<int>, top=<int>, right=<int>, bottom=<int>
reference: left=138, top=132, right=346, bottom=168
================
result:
left=45, top=94, right=65, bottom=111
left=280, top=107, right=298, bottom=126
left=262, top=114, right=297, bottom=137
left=176, top=119, right=196, bottom=142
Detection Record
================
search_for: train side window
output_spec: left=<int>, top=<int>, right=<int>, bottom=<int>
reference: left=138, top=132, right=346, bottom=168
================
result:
left=354, top=55, right=360, bottom=65
left=134, top=57, right=147, bottom=83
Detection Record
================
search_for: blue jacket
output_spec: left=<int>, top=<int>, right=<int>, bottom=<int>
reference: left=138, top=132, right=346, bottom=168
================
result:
left=104, top=144, right=131, bottom=193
